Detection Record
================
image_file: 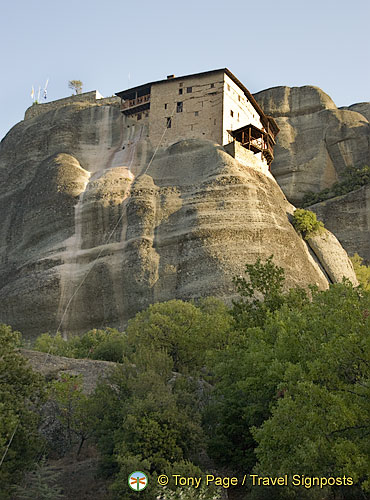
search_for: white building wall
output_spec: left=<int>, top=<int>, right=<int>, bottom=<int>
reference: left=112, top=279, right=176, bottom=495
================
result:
left=222, top=73, right=264, bottom=147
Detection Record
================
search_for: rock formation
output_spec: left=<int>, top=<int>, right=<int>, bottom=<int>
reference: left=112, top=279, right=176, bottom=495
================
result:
left=0, top=98, right=356, bottom=339
left=254, top=86, right=370, bottom=260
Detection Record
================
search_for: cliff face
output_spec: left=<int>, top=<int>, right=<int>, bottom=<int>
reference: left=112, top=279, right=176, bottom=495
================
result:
left=254, top=86, right=370, bottom=260
left=0, top=100, right=355, bottom=338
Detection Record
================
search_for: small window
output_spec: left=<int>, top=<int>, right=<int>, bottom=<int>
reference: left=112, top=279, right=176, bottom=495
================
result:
left=179, top=88, right=183, bottom=95
left=164, top=103, right=167, bottom=109
left=238, top=95, right=241, bottom=101
left=187, top=87, right=192, bottom=93
left=179, top=83, right=183, bottom=87
left=166, top=117, right=172, bottom=128
left=190, top=124, right=193, bottom=131
left=145, top=112, right=149, bottom=117
left=214, top=119, right=216, bottom=125
left=137, top=113, right=142, bottom=120
left=227, top=84, right=230, bottom=91
left=194, top=111, right=199, bottom=117
left=230, top=110, right=234, bottom=117
left=177, top=102, right=183, bottom=113
left=210, top=83, right=215, bottom=88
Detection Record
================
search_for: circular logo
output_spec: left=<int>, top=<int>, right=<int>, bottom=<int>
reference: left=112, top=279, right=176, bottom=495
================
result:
left=128, top=471, right=148, bottom=491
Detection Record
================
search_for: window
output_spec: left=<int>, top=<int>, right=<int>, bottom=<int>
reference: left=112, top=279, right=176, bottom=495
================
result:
left=230, top=110, right=234, bottom=117
left=166, top=117, right=172, bottom=128
left=238, top=95, right=241, bottom=101
left=179, top=83, right=183, bottom=87
left=227, top=84, right=230, bottom=91
left=190, top=125, right=193, bottom=131
left=177, top=102, right=183, bottom=113
left=214, top=119, right=216, bottom=125
left=187, top=87, right=192, bottom=93
left=137, top=113, right=142, bottom=120
left=179, top=88, right=183, bottom=95
left=164, top=103, right=167, bottom=109
left=195, top=111, right=199, bottom=116
left=210, top=83, right=215, bottom=88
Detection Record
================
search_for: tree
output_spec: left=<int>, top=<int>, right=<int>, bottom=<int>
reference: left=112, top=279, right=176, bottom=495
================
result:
left=125, top=298, right=232, bottom=374
left=231, top=256, right=287, bottom=329
left=251, top=282, right=370, bottom=495
left=49, top=374, right=92, bottom=456
left=0, top=325, right=46, bottom=499
left=207, top=279, right=370, bottom=496
left=13, top=457, right=64, bottom=500
left=68, top=80, right=83, bottom=95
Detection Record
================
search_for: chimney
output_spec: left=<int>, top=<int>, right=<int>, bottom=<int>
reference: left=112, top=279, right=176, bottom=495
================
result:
left=167, top=75, right=175, bottom=79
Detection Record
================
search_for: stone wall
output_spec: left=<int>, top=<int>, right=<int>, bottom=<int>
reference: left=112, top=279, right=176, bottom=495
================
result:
left=24, top=91, right=120, bottom=120
left=224, top=140, right=272, bottom=178
left=149, top=72, right=224, bottom=148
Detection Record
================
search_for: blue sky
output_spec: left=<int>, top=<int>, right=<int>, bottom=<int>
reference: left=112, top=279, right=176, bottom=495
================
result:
left=1, top=0, right=369, bottom=140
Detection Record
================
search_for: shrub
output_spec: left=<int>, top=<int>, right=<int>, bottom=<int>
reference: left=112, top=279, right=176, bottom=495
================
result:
left=292, top=208, right=324, bottom=238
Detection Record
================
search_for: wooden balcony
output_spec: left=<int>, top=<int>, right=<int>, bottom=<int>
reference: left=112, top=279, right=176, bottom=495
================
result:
left=229, top=124, right=275, bottom=166
left=121, top=94, right=150, bottom=115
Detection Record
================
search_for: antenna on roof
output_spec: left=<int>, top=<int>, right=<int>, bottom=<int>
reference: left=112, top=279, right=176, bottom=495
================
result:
left=43, top=78, right=49, bottom=100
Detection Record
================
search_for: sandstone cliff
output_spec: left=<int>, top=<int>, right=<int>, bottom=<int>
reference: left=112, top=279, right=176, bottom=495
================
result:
left=0, top=99, right=356, bottom=338
left=254, top=86, right=370, bottom=260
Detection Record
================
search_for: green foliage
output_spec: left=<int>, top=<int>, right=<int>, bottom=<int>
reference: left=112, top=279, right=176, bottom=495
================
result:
left=0, top=325, right=46, bottom=498
left=302, top=165, right=370, bottom=207
left=232, top=256, right=286, bottom=328
left=34, top=328, right=126, bottom=362
left=13, top=457, right=64, bottom=499
left=49, top=374, right=92, bottom=455
left=350, top=253, right=370, bottom=291
left=125, top=298, right=232, bottom=373
left=292, top=208, right=324, bottom=238
left=88, top=299, right=231, bottom=499
left=207, top=280, right=370, bottom=495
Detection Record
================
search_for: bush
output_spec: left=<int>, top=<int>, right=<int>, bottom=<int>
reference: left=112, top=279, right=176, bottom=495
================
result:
left=292, top=208, right=324, bottom=238
left=34, top=328, right=126, bottom=363
left=350, top=253, right=370, bottom=291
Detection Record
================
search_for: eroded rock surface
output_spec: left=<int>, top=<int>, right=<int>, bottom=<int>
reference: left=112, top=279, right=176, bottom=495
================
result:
left=0, top=100, right=355, bottom=339
left=306, top=230, right=358, bottom=285
left=254, top=86, right=370, bottom=205
left=21, top=349, right=115, bottom=394
left=254, top=86, right=370, bottom=260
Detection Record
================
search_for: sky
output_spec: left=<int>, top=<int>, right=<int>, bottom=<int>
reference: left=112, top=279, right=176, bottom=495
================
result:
left=0, top=0, right=369, bottom=141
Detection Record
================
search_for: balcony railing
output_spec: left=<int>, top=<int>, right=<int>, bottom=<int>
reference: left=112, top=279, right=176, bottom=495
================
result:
left=121, top=94, right=150, bottom=111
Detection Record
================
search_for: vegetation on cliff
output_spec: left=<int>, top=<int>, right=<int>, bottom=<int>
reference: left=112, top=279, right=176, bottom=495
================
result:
left=292, top=209, right=325, bottom=238
left=302, top=165, right=370, bottom=207
left=1, top=259, right=369, bottom=499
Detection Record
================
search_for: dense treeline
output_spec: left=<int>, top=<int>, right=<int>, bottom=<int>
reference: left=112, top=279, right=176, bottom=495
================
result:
left=1, top=258, right=369, bottom=499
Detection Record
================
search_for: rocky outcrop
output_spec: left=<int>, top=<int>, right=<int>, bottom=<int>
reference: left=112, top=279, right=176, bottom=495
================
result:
left=21, top=349, right=115, bottom=394
left=306, top=230, right=358, bottom=285
left=0, top=100, right=355, bottom=339
left=254, top=86, right=370, bottom=260
left=307, top=186, right=370, bottom=261
left=254, top=86, right=370, bottom=205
